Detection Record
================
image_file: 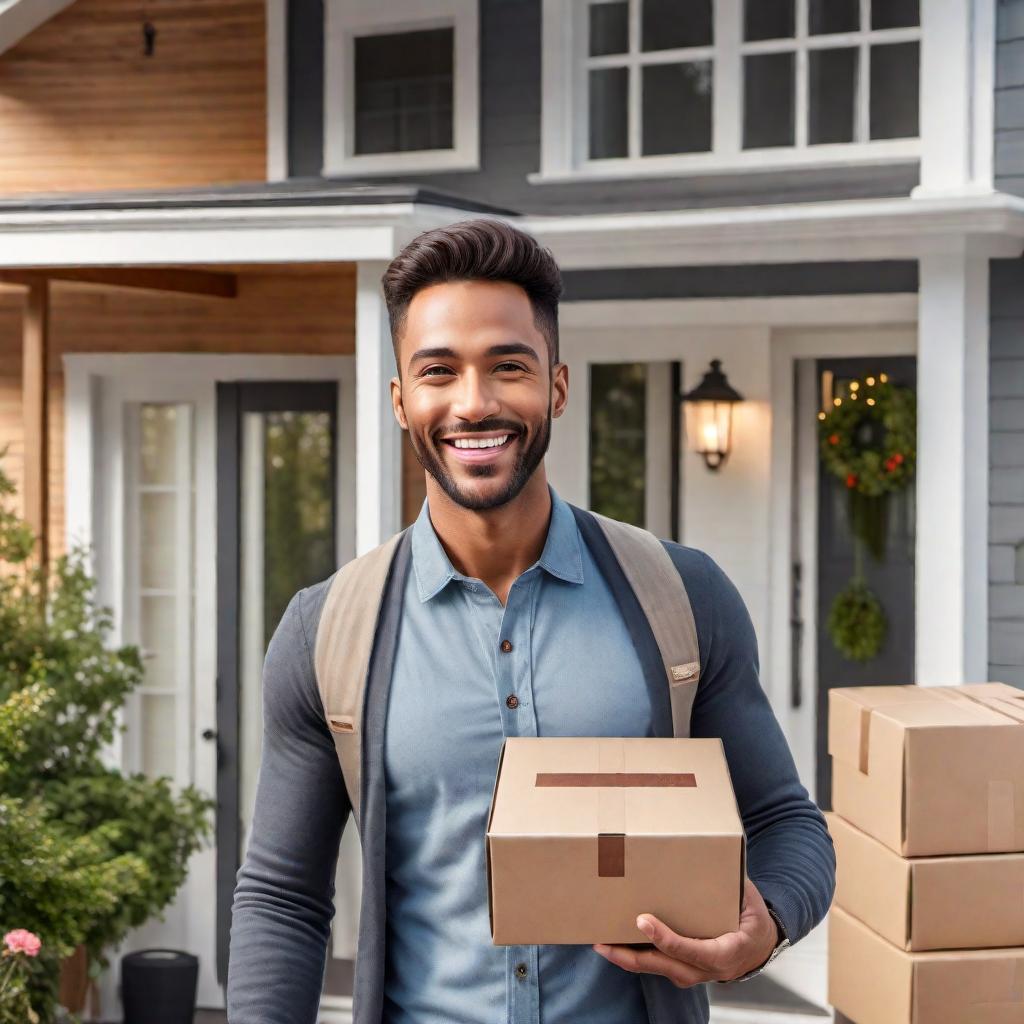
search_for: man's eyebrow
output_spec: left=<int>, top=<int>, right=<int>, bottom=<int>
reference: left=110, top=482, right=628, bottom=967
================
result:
left=408, top=342, right=541, bottom=363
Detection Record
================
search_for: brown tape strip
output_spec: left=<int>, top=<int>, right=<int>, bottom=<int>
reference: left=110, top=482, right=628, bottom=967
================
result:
left=598, top=833, right=625, bottom=877
left=536, top=772, right=697, bottom=788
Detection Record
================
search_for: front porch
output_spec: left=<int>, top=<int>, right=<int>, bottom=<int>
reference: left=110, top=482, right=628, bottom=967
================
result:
left=1, top=180, right=1022, bottom=1021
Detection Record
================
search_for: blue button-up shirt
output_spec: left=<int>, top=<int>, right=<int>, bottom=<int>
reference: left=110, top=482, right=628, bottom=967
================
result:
left=382, top=486, right=653, bottom=1024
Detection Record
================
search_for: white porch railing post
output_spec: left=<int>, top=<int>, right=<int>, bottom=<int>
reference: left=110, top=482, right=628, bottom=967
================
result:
left=915, top=250, right=990, bottom=685
left=356, top=260, right=402, bottom=555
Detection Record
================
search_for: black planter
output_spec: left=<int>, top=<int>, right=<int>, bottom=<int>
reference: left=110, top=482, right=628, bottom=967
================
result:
left=121, top=949, right=199, bottom=1024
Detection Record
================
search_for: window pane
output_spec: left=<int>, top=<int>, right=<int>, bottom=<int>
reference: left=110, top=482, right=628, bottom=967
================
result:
left=744, top=52, right=795, bottom=148
left=809, top=0, right=859, bottom=34
left=872, top=0, right=919, bottom=30
left=354, top=27, right=453, bottom=154
left=140, top=405, right=179, bottom=486
left=141, top=491, right=177, bottom=590
left=642, top=0, right=712, bottom=51
left=590, top=1, right=628, bottom=56
left=744, top=0, right=794, bottom=41
left=142, top=693, right=176, bottom=778
left=809, top=48, right=857, bottom=144
left=140, top=594, right=177, bottom=690
left=642, top=62, right=712, bottom=154
left=590, top=364, right=646, bottom=528
left=589, top=66, right=629, bottom=158
left=870, top=42, right=919, bottom=139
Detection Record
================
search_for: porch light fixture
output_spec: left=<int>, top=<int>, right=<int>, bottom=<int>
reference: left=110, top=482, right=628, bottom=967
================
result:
left=679, top=359, right=744, bottom=471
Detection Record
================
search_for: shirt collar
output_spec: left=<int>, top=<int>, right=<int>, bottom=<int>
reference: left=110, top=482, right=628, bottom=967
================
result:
left=412, top=485, right=585, bottom=603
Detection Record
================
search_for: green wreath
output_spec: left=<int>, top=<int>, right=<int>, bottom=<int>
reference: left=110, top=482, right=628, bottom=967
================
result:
left=818, top=375, right=916, bottom=498
left=827, top=578, right=888, bottom=662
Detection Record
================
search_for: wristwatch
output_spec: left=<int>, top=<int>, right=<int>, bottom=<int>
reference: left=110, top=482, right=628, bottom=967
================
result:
left=724, top=905, right=786, bottom=983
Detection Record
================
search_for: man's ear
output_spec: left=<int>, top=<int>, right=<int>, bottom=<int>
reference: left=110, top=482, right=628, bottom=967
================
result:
left=390, top=376, right=408, bottom=430
left=551, top=362, right=569, bottom=420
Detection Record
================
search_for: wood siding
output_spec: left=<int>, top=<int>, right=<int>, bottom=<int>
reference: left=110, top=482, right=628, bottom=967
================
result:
left=0, top=0, right=266, bottom=195
left=0, top=267, right=356, bottom=560
left=997, top=0, right=1024, bottom=194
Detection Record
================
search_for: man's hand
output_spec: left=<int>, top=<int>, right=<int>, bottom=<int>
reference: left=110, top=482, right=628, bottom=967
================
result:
left=592, top=877, right=780, bottom=988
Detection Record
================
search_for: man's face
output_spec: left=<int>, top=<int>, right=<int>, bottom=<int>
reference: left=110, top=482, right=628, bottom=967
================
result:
left=390, top=279, right=568, bottom=512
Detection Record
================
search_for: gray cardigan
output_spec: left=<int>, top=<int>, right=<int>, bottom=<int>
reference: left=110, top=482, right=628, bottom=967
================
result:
left=227, top=507, right=836, bottom=1024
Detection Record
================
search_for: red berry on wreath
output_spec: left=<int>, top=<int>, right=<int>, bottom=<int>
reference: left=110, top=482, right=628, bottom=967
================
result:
left=846, top=473, right=858, bottom=488
left=829, top=434, right=840, bottom=445
left=893, top=452, right=904, bottom=464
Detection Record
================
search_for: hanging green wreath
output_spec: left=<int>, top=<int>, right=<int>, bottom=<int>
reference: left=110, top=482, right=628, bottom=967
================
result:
left=827, top=577, right=887, bottom=662
left=818, top=374, right=916, bottom=498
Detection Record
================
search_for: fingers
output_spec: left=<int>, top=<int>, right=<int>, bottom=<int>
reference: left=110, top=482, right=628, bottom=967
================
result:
left=592, top=943, right=710, bottom=989
left=637, top=914, right=726, bottom=973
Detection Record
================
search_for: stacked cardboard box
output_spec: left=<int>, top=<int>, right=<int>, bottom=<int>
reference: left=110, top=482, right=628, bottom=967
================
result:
left=826, top=683, right=1024, bottom=1024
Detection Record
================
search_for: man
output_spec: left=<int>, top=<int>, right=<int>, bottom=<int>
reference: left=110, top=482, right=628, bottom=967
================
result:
left=227, top=219, right=835, bottom=1024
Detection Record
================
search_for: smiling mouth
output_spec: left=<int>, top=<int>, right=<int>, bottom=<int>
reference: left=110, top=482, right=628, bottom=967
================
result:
left=440, top=432, right=519, bottom=461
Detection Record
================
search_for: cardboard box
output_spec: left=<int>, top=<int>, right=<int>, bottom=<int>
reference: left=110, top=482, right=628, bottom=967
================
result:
left=828, top=683, right=1024, bottom=856
left=827, top=811, right=1024, bottom=951
left=485, top=736, right=745, bottom=945
left=828, top=906, right=1024, bottom=1024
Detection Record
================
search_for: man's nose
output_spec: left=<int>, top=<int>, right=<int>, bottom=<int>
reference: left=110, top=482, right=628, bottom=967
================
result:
left=450, top=369, right=500, bottom=422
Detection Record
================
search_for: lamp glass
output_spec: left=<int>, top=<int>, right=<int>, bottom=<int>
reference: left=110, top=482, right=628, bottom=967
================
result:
left=683, top=399, right=733, bottom=463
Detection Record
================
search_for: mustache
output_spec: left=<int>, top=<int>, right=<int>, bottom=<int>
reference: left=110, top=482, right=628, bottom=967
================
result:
left=434, top=421, right=523, bottom=439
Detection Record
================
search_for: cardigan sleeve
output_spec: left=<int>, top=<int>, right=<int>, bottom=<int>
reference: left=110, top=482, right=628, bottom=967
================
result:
left=227, top=583, right=351, bottom=1024
left=669, top=545, right=836, bottom=947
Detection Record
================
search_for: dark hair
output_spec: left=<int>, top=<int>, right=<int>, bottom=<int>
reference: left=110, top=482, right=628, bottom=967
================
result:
left=381, top=218, right=563, bottom=372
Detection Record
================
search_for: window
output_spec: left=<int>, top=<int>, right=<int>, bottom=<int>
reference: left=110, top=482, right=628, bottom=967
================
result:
left=324, top=0, right=479, bottom=175
left=537, top=0, right=920, bottom=181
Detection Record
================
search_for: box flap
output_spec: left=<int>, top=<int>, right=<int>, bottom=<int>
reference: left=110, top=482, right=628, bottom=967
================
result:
left=487, top=737, right=743, bottom=838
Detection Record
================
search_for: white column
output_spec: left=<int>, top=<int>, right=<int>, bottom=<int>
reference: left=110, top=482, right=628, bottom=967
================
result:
left=916, top=250, right=990, bottom=684
left=913, top=0, right=995, bottom=197
left=355, top=261, right=402, bottom=555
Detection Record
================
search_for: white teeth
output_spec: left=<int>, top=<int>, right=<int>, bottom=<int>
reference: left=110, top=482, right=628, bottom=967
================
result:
left=452, top=434, right=511, bottom=449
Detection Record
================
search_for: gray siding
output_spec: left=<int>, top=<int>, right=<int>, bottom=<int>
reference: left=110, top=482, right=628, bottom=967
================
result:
left=990, top=259, right=1024, bottom=687
left=289, top=0, right=919, bottom=214
left=997, top=0, right=1024, bottom=193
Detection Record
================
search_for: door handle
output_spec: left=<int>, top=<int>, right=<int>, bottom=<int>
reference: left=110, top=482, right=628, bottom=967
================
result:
left=201, top=728, right=218, bottom=742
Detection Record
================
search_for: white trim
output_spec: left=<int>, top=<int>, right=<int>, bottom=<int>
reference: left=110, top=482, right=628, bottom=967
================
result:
left=537, top=0, right=921, bottom=182
left=709, top=1006, right=833, bottom=1024
left=915, top=251, right=990, bottom=684
left=2, top=193, right=1024, bottom=270
left=521, top=192, right=1024, bottom=268
left=266, top=0, right=288, bottom=182
left=561, top=294, right=918, bottom=329
left=0, top=0, right=75, bottom=56
left=912, top=0, right=996, bottom=198
left=322, top=0, right=479, bottom=177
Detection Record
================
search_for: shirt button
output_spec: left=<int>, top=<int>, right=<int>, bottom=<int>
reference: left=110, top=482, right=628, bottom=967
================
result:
left=500, top=639, right=513, bottom=653
left=506, top=694, right=520, bottom=710
left=515, top=962, right=528, bottom=979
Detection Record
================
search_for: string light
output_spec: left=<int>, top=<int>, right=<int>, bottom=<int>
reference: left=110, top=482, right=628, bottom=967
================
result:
left=818, top=411, right=826, bottom=421
left=866, top=376, right=876, bottom=386
left=849, top=381, right=859, bottom=391
left=866, top=398, right=876, bottom=406
left=834, top=397, right=842, bottom=406
left=879, top=373, right=888, bottom=383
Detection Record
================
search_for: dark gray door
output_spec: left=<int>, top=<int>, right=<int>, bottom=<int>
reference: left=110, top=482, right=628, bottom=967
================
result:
left=815, top=357, right=916, bottom=809
left=215, top=381, right=339, bottom=983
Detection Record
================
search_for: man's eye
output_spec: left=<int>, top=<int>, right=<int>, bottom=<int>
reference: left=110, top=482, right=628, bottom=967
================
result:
left=495, top=362, right=526, bottom=372
left=421, top=366, right=453, bottom=377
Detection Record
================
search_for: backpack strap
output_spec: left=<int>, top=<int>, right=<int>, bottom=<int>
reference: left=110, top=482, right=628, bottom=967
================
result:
left=313, top=530, right=407, bottom=828
left=586, top=509, right=702, bottom=738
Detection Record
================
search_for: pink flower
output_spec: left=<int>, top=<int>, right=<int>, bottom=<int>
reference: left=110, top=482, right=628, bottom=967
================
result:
left=3, top=930, right=41, bottom=957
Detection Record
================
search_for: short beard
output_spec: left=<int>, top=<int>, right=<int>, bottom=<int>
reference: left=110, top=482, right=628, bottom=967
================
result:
left=408, top=398, right=552, bottom=512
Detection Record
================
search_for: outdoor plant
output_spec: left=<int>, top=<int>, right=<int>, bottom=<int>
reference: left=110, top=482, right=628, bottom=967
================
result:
left=0, top=455, right=213, bottom=1023
left=1, top=929, right=41, bottom=1024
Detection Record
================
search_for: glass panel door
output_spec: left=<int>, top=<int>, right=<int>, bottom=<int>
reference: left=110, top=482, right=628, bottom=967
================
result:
left=215, top=382, right=339, bottom=982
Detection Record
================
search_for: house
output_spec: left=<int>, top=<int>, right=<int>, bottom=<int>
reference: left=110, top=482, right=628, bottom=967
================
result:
left=0, top=0, right=1021, bottom=1020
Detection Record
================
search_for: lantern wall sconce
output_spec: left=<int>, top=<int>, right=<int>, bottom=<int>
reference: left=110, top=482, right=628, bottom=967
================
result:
left=679, top=359, right=744, bottom=471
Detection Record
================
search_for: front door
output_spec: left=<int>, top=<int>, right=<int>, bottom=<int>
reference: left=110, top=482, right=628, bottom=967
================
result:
left=80, top=356, right=355, bottom=1012
left=214, top=381, right=342, bottom=984
left=813, top=356, right=916, bottom=807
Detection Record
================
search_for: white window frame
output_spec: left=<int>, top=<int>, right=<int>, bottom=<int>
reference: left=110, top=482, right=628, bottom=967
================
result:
left=533, top=0, right=922, bottom=183
left=323, top=0, right=480, bottom=176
